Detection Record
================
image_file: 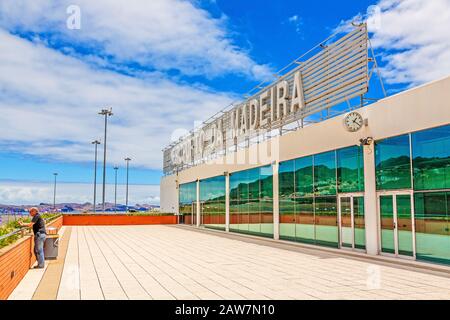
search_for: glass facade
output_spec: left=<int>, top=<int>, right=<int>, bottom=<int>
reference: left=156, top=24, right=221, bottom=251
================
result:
left=178, top=181, right=197, bottom=225
left=374, top=124, right=450, bottom=265
left=279, top=146, right=364, bottom=248
left=229, top=165, right=273, bottom=237
left=200, top=176, right=226, bottom=230
left=178, top=124, right=450, bottom=266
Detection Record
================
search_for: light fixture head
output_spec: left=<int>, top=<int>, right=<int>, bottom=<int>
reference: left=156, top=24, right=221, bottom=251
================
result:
left=359, top=137, right=374, bottom=146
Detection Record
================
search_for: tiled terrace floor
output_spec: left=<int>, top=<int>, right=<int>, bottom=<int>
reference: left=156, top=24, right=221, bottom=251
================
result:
left=10, top=225, right=450, bottom=300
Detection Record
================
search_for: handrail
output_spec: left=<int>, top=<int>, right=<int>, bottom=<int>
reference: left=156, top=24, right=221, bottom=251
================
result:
left=0, top=214, right=62, bottom=243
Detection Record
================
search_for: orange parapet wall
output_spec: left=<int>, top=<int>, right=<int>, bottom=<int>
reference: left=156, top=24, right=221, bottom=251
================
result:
left=0, top=216, right=63, bottom=300
left=62, top=214, right=177, bottom=226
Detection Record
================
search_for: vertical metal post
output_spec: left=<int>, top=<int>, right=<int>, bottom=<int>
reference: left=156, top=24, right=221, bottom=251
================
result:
left=92, top=140, right=100, bottom=213
left=125, top=157, right=131, bottom=211
left=99, top=108, right=113, bottom=213
left=114, top=166, right=119, bottom=213
left=53, top=173, right=58, bottom=212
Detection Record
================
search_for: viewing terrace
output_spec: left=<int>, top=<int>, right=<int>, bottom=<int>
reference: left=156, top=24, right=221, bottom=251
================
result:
left=2, top=216, right=450, bottom=300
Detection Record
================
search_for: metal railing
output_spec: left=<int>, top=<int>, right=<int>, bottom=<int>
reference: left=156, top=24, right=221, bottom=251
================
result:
left=0, top=214, right=62, bottom=247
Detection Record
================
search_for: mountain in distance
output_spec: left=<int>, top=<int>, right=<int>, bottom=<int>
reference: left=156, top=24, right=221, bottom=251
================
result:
left=0, top=202, right=160, bottom=213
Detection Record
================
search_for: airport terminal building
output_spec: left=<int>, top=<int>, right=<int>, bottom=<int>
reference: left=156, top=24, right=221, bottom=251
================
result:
left=160, top=25, right=450, bottom=266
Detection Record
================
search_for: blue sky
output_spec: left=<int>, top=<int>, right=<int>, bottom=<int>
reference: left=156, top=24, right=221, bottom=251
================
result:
left=0, top=0, right=449, bottom=205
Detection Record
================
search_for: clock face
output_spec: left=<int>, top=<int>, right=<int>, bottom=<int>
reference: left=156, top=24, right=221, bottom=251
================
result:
left=344, top=112, right=363, bottom=132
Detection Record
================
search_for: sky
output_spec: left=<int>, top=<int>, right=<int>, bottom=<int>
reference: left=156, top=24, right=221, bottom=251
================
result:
left=0, top=0, right=449, bottom=205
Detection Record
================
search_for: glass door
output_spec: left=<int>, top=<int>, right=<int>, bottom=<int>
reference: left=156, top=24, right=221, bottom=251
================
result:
left=191, top=202, right=197, bottom=226
left=338, top=194, right=365, bottom=250
left=378, top=192, right=414, bottom=257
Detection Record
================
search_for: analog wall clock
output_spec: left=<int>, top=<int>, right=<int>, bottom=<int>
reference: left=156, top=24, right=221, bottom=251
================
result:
left=344, top=111, right=364, bottom=132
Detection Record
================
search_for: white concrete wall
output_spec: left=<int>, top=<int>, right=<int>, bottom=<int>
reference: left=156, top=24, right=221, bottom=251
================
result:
left=160, top=75, right=450, bottom=216
left=160, top=173, right=178, bottom=213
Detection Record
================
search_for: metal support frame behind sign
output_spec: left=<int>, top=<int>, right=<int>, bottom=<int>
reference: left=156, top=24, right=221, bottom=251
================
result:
left=163, top=24, right=369, bottom=175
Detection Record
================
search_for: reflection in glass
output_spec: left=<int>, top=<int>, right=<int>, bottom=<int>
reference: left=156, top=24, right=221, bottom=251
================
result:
left=314, top=151, right=337, bottom=195
left=179, top=181, right=197, bottom=225
left=396, top=194, right=413, bottom=256
left=380, top=195, right=395, bottom=253
left=279, top=199, right=295, bottom=239
left=314, top=196, right=338, bottom=247
left=414, top=192, right=450, bottom=264
left=295, top=197, right=315, bottom=243
left=200, top=176, right=226, bottom=230
left=353, top=197, right=365, bottom=249
left=340, top=197, right=352, bottom=248
left=295, top=156, right=314, bottom=197
left=337, top=146, right=364, bottom=193
left=229, top=165, right=273, bottom=237
left=412, top=125, right=450, bottom=190
left=279, top=161, right=295, bottom=239
left=375, top=135, right=411, bottom=190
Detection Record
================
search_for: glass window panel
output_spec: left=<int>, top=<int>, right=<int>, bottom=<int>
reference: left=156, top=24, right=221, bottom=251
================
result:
left=375, top=135, right=412, bottom=190
left=230, top=200, right=239, bottom=231
left=353, top=196, right=366, bottom=249
left=314, top=196, right=338, bottom=247
left=238, top=170, right=249, bottom=200
left=314, top=151, right=337, bottom=196
left=340, top=197, right=352, bottom=248
left=414, top=192, right=450, bottom=265
left=396, top=194, right=413, bottom=256
left=179, top=181, right=197, bottom=225
left=260, top=165, right=273, bottom=199
left=229, top=172, right=239, bottom=200
left=412, top=125, right=450, bottom=190
left=260, top=200, right=273, bottom=236
left=279, top=160, right=295, bottom=199
left=280, top=199, right=295, bottom=239
left=295, top=156, right=314, bottom=197
left=248, top=168, right=260, bottom=200
left=295, top=197, right=315, bottom=244
left=337, top=146, right=364, bottom=193
left=238, top=199, right=249, bottom=231
left=248, top=199, right=261, bottom=234
left=380, top=195, right=395, bottom=253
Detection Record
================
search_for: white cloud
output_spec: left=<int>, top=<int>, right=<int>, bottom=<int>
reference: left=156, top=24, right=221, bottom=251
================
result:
left=287, top=15, right=302, bottom=34
left=335, top=0, right=450, bottom=86
left=0, top=29, right=233, bottom=169
left=0, top=0, right=272, bottom=80
left=0, top=180, right=159, bottom=206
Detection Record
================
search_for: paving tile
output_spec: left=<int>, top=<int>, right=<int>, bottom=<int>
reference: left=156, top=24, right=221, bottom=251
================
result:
left=9, top=225, right=447, bottom=300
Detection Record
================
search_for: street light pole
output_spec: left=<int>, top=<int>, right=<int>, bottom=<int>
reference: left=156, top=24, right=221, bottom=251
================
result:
left=124, top=157, right=131, bottom=211
left=99, top=108, right=113, bottom=213
left=114, top=166, right=119, bottom=213
left=92, top=140, right=101, bottom=213
left=53, top=173, right=58, bottom=212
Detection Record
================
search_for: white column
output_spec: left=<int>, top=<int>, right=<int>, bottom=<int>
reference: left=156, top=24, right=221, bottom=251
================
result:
left=225, top=173, right=230, bottom=232
left=196, top=179, right=200, bottom=227
left=363, top=142, right=379, bottom=255
left=272, top=161, right=280, bottom=240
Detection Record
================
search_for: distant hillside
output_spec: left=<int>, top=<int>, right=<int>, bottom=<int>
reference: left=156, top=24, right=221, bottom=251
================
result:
left=0, top=202, right=160, bottom=213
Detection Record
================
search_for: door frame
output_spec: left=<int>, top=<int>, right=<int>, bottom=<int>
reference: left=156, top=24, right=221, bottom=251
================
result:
left=376, top=190, right=416, bottom=259
left=337, top=192, right=365, bottom=251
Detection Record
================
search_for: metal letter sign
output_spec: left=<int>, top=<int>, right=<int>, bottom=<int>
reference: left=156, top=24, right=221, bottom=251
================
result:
left=164, top=24, right=368, bottom=174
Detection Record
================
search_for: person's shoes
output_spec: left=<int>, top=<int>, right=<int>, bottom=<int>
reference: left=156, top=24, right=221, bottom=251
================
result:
left=33, top=265, right=45, bottom=269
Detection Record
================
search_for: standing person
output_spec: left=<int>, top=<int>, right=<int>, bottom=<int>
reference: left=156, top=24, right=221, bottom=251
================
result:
left=18, top=207, right=47, bottom=269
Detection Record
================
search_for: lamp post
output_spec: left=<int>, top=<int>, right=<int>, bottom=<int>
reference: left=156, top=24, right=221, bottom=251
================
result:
left=92, top=140, right=101, bottom=213
left=98, top=108, right=113, bottom=213
left=124, top=157, right=131, bottom=211
left=53, top=173, right=58, bottom=212
left=114, top=166, right=119, bottom=213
